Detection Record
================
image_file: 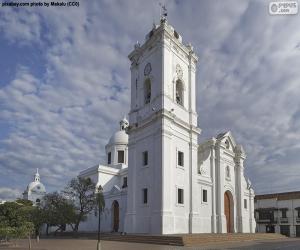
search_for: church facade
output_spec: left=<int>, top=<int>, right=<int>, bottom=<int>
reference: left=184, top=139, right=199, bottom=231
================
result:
left=79, top=18, right=255, bottom=234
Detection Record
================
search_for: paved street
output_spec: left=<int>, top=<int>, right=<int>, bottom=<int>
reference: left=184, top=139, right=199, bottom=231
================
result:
left=1, top=238, right=300, bottom=250
left=224, top=238, right=300, bottom=250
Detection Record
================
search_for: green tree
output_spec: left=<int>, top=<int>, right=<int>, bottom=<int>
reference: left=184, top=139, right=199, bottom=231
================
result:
left=15, top=199, right=33, bottom=206
left=63, top=177, right=97, bottom=232
left=29, top=206, right=45, bottom=240
left=40, top=192, right=77, bottom=234
left=0, top=201, right=34, bottom=246
left=14, top=199, right=45, bottom=240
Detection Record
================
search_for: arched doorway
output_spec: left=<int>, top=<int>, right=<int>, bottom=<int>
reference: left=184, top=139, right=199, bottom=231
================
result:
left=224, top=191, right=233, bottom=233
left=112, top=200, right=119, bottom=232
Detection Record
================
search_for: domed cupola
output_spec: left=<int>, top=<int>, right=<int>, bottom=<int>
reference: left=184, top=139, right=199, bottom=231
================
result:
left=105, top=118, right=129, bottom=167
left=23, top=169, right=46, bottom=205
left=108, top=130, right=129, bottom=145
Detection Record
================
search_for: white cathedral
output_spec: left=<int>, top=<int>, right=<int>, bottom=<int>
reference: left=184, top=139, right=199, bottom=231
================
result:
left=79, top=17, right=256, bottom=234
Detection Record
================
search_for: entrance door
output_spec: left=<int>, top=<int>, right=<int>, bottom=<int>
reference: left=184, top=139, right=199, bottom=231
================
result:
left=296, top=226, right=300, bottom=237
left=266, top=225, right=275, bottom=233
left=112, top=200, right=119, bottom=232
left=224, top=192, right=232, bottom=233
left=280, top=225, right=290, bottom=237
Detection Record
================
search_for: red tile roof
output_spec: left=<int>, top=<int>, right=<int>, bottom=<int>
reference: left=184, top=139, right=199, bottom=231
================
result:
left=255, top=191, right=300, bottom=201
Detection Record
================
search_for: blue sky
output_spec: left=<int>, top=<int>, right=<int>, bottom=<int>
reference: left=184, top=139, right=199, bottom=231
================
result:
left=0, top=0, right=300, bottom=200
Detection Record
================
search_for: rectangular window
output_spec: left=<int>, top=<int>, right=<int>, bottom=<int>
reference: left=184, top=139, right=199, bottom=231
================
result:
left=118, top=150, right=124, bottom=163
left=178, top=151, right=184, bottom=167
left=177, top=188, right=184, bottom=204
left=298, top=210, right=300, bottom=218
left=122, top=176, right=127, bottom=188
left=143, top=188, right=148, bottom=204
left=259, top=210, right=274, bottom=220
left=143, top=151, right=148, bottom=166
left=282, top=210, right=287, bottom=218
left=244, top=199, right=247, bottom=209
left=107, top=152, right=111, bottom=164
left=202, top=189, right=208, bottom=203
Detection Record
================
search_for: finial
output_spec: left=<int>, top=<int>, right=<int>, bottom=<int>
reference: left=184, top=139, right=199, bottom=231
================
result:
left=134, top=41, right=140, bottom=49
left=34, top=168, right=40, bottom=182
left=159, top=3, right=167, bottom=22
left=120, top=116, right=129, bottom=131
left=187, top=43, right=193, bottom=51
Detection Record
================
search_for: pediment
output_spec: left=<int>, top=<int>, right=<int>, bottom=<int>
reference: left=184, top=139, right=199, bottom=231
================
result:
left=216, top=131, right=246, bottom=157
left=216, top=131, right=236, bottom=150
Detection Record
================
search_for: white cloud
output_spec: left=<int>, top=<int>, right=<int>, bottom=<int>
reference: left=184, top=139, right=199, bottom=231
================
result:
left=0, top=187, right=21, bottom=201
left=0, top=8, right=41, bottom=45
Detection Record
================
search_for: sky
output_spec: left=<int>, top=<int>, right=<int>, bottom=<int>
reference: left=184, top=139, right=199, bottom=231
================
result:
left=0, top=0, right=300, bottom=200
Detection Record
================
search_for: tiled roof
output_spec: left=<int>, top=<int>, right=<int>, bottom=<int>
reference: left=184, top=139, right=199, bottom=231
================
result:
left=255, top=191, right=300, bottom=201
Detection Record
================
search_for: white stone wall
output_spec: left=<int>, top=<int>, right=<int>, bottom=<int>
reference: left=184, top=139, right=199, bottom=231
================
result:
left=79, top=192, right=128, bottom=233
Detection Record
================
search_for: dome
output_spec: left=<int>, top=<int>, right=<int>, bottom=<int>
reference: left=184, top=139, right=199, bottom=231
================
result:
left=27, top=181, right=46, bottom=194
left=108, top=130, right=128, bottom=145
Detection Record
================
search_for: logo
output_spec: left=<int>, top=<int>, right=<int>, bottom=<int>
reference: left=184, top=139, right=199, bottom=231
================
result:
left=269, top=1, right=298, bottom=15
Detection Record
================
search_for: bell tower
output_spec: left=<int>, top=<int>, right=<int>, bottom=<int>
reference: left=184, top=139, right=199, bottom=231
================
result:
left=125, top=14, right=201, bottom=234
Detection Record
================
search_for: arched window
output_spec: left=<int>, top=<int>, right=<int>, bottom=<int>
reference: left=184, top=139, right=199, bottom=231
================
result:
left=144, top=78, right=151, bottom=104
left=176, top=79, right=183, bottom=106
left=36, top=198, right=40, bottom=203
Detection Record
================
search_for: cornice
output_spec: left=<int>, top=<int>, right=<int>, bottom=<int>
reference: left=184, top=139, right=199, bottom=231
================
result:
left=128, top=22, right=198, bottom=64
left=128, top=108, right=201, bottom=135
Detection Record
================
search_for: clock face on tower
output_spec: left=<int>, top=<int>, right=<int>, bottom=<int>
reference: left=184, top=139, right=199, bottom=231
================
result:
left=144, top=63, right=152, bottom=76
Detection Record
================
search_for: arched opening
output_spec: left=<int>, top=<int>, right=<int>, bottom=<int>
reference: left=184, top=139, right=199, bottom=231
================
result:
left=36, top=198, right=40, bottom=203
left=112, top=200, right=119, bottom=232
left=176, top=79, right=183, bottom=106
left=144, top=78, right=151, bottom=104
left=224, top=191, right=234, bottom=233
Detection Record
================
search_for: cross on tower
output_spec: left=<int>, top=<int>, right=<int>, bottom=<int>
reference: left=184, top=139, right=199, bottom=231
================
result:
left=159, top=3, right=167, bottom=22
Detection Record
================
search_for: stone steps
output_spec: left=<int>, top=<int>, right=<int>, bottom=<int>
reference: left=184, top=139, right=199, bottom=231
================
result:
left=101, top=234, right=184, bottom=245
left=100, top=233, right=286, bottom=246
left=51, top=232, right=286, bottom=246
left=182, top=233, right=286, bottom=246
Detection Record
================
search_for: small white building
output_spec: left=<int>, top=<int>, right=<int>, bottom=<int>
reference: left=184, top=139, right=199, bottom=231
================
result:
left=79, top=16, right=255, bottom=234
left=23, top=169, right=46, bottom=205
left=255, top=191, right=300, bottom=237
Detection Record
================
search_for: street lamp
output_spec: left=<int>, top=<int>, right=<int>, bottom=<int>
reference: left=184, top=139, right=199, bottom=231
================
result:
left=96, top=185, right=105, bottom=250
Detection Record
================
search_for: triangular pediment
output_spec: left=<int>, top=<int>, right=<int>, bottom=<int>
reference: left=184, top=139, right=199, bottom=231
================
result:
left=216, top=131, right=246, bottom=156
left=216, top=131, right=236, bottom=150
